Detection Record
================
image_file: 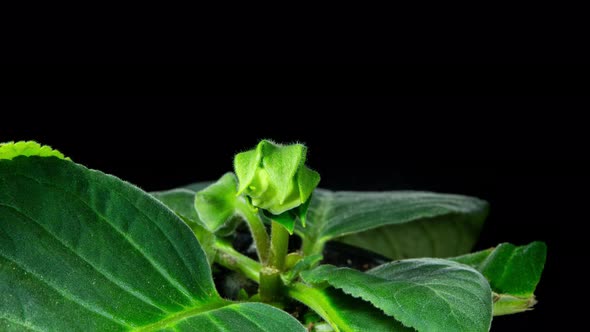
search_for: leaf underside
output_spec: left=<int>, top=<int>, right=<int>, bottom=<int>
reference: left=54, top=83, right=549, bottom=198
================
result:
left=0, top=157, right=305, bottom=331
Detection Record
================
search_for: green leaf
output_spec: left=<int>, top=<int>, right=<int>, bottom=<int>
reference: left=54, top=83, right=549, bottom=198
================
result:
left=151, top=188, right=217, bottom=264
left=138, top=302, right=306, bottom=331
left=194, top=173, right=244, bottom=233
left=182, top=181, right=212, bottom=192
left=283, top=254, right=323, bottom=285
left=0, top=156, right=306, bottom=331
left=288, top=283, right=414, bottom=332
left=298, top=189, right=488, bottom=258
left=151, top=189, right=202, bottom=224
left=302, top=259, right=492, bottom=332
left=260, top=141, right=306, bottom=204
left=263, top=209, right=297, bottom=234
left=298, top=195, right=312, bottom=227
left=0, top=141, right=70, bottom=160
left=161, top=179, right=270, bottom=262
left=234, top=147, right=263, bottom=196
left=296, top=167, right=320, bottom=206
left=450, top=242, right=547, bottom=315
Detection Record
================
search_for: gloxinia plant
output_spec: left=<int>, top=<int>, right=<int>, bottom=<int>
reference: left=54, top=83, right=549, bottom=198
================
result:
left=0, top=140, right=546, bottom=332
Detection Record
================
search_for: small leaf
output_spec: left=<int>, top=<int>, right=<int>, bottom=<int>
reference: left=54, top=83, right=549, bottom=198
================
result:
left=195, top=172, right=243, bottom=233
left=451, top=242, right=546, bottom=297
left=298, top=195, right=313, bottom=227
left=261, top=141, right=306, bottom=204
left=283, top=254, right=323, bottom=284
left=492, top=293, right=539, bottom=316
left=298, top=189, right=488, bottom=258
left=0, top=141, right=70, bottom=160
left=264, top=209, right=297, bottom=234
left=192, top=173, right=256, bottom=237
left=296, top=166, right=320, bottom=205
left=302, top=259, right=492, bottom=332
left=234, top=149, right=262, bottom=195
left=450, top=241, right=547, bottom=315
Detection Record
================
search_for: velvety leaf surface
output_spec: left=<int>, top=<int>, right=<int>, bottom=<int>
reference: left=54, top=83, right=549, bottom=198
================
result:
left=450, top=242, right=547, bottom=315
left=302, top=258, right=492, bottom=332
left=182, top=181, right=213, bottom=192
left=0, top=157, right=305, bottom=331
left=151, top=189, right=202, bottom=225
left=151, top=188, right=217, bottom=265
left=298, top=189, right=488, bottom=258
left=288, top=284, right=414, bottom=332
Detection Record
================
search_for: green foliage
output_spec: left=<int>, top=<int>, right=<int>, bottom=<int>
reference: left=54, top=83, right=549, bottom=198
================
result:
left=194, top=172, right=249, bottom=234
left=234, top=140, right=320, bottom=232
left=302, top=259, right=492, bottom=332
left=451, top=242, right=547, bottom=315
left=151, top=188, right=217, bottom=264
left=0, top=153, right=304, bottom=331
left=0, top=141, right=69, bottom=160
left=298, top=189, right=488, bottom=257
left=0, top=140, right=547, bottom=332
left=288, top=284, right=414, bottom=332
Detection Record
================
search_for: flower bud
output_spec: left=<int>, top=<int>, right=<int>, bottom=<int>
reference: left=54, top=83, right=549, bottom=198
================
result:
left=234, top=140, right=320, bottom=217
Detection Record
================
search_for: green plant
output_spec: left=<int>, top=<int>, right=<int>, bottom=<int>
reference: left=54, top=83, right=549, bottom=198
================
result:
left=0, top=140, right=546, bottom=332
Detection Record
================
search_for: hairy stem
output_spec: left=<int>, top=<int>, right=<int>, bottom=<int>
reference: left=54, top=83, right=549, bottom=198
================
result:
left=259, top=267, right=283, bottom=303
left=259, top=220, right=290, bottom=302
left=213, top=240, right=260, bottom=283
left=237, top=200, right=270, bottom=262
left=268, top=220, right=290, bottom=270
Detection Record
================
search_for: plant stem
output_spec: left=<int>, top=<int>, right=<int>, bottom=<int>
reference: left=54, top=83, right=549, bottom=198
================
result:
left=213, top=240, right=260, bottom=283
left=259, top=220, right=290, bottom=302
left=236, top=200, right=270, bottom=263
left=259, top=266, right=282, bottom=303
left=268, top=220, right=290, bottom=270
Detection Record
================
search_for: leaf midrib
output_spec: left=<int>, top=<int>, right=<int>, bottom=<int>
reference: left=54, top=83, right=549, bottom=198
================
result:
left=0, top=202, right=170, bottom=315
left=132, top=300, right=229, bottom=332
left=10, top=169, right=200, bottom=302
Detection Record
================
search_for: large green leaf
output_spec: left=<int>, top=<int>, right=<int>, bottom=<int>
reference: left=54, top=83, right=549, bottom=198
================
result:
left=302, top=259, right=492, bottom=332
left=288, top=283, right=414, bottom=332
left=0, top=156, right=305, bottom=331
left=451, top=242, right=547, bottom=315
left=297, top=189, right=488, bottom=258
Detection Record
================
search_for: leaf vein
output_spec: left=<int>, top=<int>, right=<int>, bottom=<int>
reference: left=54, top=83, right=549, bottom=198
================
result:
left=0, top=203, right=171, bottom=314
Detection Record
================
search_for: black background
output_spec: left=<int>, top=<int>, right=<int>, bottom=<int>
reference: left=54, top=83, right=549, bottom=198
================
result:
left=2, top=96, right=584, bottom=330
